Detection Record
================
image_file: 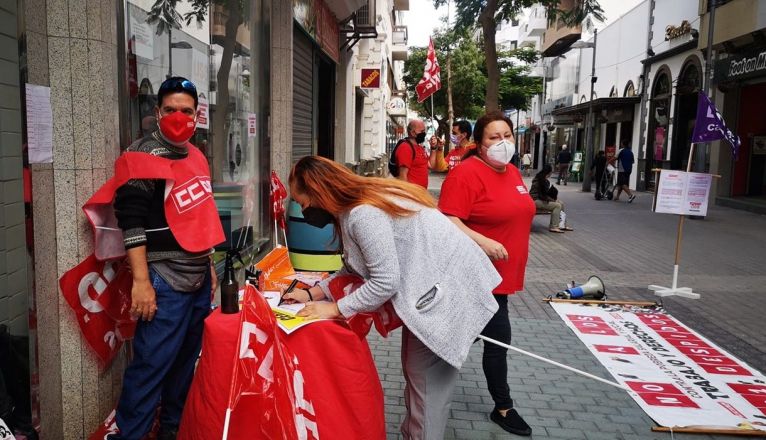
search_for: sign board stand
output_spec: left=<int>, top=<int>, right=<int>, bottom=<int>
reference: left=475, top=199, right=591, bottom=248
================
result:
left=649, top=143, right=719, bottom=299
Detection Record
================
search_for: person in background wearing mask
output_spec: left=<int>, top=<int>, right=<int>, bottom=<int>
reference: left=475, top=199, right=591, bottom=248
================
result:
left=282, top=156, right=501, bottom=439
left=108, top=77, right=224, bottom=440
left=445, top=119, right=476, bottom=171
left=438, top=111, right=535, bottom=437
left=395, top=119, right=437, bottom=188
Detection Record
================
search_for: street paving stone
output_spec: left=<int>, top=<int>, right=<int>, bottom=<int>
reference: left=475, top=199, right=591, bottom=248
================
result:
left=369, top=172, right=766, bottom=439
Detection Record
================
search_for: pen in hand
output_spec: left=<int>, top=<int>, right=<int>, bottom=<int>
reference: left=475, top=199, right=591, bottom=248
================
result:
left=278, top=279, right=300, bottom=307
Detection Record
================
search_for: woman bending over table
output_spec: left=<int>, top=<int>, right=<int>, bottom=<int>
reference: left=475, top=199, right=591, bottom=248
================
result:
left=281, top=155, right=501, bottom=440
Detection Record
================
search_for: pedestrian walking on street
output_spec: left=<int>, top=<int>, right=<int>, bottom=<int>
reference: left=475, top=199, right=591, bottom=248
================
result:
left=390, top=119, right=438, bottom=188
left=445, top=119, right=476, bottom=171
left=613, top=139, right=636, bottom=203
left=285, top=156, right=502, bottom=440
left=108, top=77, right=223, bottom=440
left=556, top=144, right=572, bottom=185
left=521, top=151, right=532, bottom=176
left=591, top=150, right=608, bottom=199
left=530, top=164, right=573, bottom=233
left=439, top=111, right=535, bottom=437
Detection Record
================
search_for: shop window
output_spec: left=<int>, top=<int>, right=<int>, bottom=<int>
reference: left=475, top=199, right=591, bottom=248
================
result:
left=120, top=0, right=271, bottom=261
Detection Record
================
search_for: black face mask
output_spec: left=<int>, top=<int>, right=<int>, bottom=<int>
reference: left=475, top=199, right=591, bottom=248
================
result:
left=302, top=206, right=334, bottom=229
left=415, top=132, right=426, bottom=144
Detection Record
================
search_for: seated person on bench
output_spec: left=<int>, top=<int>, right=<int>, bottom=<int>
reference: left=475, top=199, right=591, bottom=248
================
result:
left=529, top=164, right=573, bottom=233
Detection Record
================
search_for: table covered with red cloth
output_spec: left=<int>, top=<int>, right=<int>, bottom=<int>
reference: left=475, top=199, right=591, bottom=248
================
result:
left=178, top=309, right=386, bottom=439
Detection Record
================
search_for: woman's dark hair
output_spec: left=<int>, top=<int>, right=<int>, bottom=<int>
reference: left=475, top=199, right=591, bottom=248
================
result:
left=462, top=110, right=515, bottom=160
left=534, top=163, right=553, bottom=186
left=452, top=120, right=473, bottom=137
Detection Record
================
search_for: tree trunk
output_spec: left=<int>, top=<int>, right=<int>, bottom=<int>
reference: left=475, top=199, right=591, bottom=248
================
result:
left=210, top=7, right=242, bottom=181
left=480, top=0, right=500, bottom=112
left=446, top=53, right=454, bottom=151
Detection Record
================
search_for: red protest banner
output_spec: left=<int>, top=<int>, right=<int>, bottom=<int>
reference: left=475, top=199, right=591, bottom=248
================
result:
left=415, top=38, right=441, bottom=103
left=224, top=285, right=317, bottom=440
left=59, top=255, right=135, bottom=368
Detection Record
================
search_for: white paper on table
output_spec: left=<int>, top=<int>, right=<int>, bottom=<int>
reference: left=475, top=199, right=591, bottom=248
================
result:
left=282, top=272, right=327, bottom=286
left=25, top=84, right=53, bottom=164
left=262, top=291, right=336, bottom=334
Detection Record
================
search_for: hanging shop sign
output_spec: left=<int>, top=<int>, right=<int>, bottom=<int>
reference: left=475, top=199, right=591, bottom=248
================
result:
left=387, top=97, right=406, bottom=116
left=293, top=0, right=340, bottom=63
left=664, top=20, right=694, bottom=41
left=361, top=68, right=381, bottom=89
left=715, top=49, right=766, bottom=83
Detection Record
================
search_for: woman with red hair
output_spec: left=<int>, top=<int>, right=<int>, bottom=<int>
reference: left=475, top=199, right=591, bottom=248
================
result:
left=282, top=155, right=501, bottom=439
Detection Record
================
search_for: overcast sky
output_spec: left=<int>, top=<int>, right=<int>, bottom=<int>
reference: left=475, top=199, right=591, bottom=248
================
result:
left=406, top=0, right=645, bottom=48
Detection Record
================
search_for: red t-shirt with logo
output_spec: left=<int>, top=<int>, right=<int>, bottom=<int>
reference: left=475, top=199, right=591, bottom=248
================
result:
left=438, top=156, right=535, bottom=294
left=395, top=139, right=429, bottom=188
left=445, top=143, right=476, bottom=171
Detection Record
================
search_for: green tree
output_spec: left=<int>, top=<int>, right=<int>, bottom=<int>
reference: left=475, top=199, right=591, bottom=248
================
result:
left=148, top=0, right=247, bottom=180
left=498, top=47, right=543, bottom=112
left=434, top=0, right=604, bottom=112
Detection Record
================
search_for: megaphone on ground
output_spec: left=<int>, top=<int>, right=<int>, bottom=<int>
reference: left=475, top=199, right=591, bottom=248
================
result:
left=556, top=275, right=606, bottom=300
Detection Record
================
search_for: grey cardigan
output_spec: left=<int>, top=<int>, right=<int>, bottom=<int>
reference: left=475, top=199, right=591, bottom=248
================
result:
left=318, top=202, right=502, bottom=368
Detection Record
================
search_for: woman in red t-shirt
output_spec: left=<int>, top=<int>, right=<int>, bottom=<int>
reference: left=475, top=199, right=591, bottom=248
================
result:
left=438, top=111, right=535, bottom=437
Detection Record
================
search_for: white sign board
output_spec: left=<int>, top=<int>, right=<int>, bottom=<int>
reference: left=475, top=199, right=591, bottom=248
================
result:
left=0, top=416, right=16, bottom=440
left=196, top=93, right=209, bottom=130
left=25, top=84, right=53, bottom=164
left=655, top=170, right=713, bottom=216
left=247, top=113, right=257, bottom=138
left=551, top=302, right=766, bottom=431
left=129, top=16, right=154, bottom=60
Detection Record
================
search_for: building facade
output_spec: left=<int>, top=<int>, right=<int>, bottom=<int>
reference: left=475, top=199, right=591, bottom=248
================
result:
left=0, top=0, right=409, bottom=437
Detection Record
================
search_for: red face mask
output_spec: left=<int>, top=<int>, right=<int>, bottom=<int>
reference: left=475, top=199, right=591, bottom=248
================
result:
left=158, top=111, right=196, bottom=144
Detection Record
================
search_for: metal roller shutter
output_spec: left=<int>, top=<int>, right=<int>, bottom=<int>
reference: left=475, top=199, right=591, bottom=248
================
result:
left=292, top=26, right=314, bottom=163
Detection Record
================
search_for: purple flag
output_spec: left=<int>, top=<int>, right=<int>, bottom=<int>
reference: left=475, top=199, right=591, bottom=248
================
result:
left=691, top=91, right=740, bottom=159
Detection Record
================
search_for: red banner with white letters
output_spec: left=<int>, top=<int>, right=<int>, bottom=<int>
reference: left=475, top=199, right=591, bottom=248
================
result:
left=551, top=302, right=766, bottom=433
left=226, top=285, right=310, bottom=439
left=59, top=254, right=136, bottom=369
left=416, top=38, right=441, bottom=103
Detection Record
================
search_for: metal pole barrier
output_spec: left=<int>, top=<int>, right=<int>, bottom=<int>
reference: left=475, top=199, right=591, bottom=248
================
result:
left=477, top=335, right=629, bottom=392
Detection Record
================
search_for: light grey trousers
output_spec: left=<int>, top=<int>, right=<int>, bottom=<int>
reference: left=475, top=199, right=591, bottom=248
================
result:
left=400, top=327, right=460, bottom=440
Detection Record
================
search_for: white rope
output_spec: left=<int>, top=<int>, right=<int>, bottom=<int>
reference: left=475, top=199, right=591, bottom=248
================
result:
left=477, top=335, right=629, bottom=392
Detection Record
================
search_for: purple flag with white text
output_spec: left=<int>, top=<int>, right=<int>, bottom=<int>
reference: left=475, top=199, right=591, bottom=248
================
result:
left=691, top=91, right=740, bottom=159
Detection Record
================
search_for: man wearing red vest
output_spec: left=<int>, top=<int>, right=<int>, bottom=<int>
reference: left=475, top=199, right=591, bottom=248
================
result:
left=107, top=77, right=224, bottom=440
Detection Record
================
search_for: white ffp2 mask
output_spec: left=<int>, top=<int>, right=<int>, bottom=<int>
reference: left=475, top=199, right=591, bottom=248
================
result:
left=485, top=139, right=516, bottom=167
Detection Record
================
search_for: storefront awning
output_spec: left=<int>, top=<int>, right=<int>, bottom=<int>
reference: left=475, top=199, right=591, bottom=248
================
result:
left=551, top=97, right=641, bottom=117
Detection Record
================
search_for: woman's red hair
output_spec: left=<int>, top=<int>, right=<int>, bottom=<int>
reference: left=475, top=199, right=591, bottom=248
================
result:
left=289, top=156, right=436, bottom=217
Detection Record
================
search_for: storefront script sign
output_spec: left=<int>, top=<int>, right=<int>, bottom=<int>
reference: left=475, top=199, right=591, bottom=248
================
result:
left=715, top=50, right=766, bottom=83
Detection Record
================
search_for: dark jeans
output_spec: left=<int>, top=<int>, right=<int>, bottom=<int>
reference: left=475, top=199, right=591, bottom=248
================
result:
left=111, top=268, right=211, bottom=440
left=480, top=294, right=513, bottom=410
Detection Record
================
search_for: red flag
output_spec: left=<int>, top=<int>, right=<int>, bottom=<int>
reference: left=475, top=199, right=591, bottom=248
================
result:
left=416, top=38, right=441, bottom=103
left=59, top=254, right=136, bottom=368
left=328, top=275, right=402, bottom=338
left=226, top=285, right=319, bottom=439
left=270, top=171, right=287, bottom=230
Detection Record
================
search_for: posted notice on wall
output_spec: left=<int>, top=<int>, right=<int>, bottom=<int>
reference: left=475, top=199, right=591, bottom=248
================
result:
left=25, top=84, right=53, bottom=164
left=655, top=170, right=713, bottom=216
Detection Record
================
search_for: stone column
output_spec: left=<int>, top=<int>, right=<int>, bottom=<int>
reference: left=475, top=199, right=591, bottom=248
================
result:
left=26, top=0, right=125, bottom=437
left=270, top=0, right=293, bottom=185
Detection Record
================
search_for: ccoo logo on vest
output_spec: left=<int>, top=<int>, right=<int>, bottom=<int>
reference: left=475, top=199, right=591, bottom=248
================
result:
left=171, top=176, right=213, bottom=213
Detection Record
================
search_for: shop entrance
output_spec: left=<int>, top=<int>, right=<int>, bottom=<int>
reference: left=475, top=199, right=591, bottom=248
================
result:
left=672, top=62, right=701, bottom=170
left=734, top=82, right=766, bottom=197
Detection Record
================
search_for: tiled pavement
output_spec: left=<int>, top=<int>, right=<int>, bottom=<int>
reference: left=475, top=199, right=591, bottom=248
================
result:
left=368, top=172, right=766, bottom=439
